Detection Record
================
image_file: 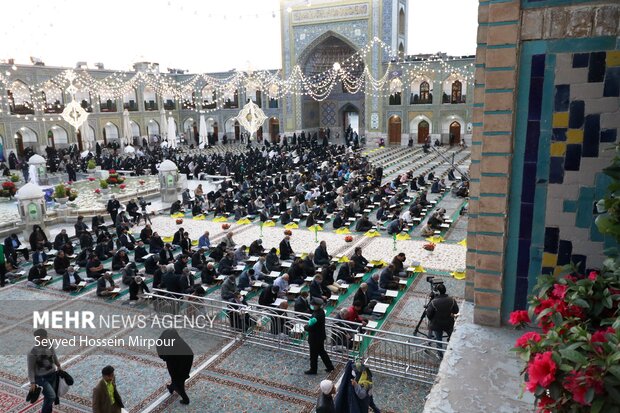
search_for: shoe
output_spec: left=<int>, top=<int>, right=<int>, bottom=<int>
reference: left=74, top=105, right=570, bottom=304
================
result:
left=166, top=384, right=173, bottom=394
left=304, top=370, right=317, bottom=375
left=325, top=367, right=334, bottom=373
left=180, top=399, right=190, bottom=405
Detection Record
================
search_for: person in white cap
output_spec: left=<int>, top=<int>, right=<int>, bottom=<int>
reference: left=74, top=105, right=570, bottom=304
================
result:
left=316, top=379, right=336, bottom=413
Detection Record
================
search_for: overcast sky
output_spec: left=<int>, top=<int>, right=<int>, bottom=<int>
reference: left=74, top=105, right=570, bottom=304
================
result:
left=1, top=0, right=477, bottom=72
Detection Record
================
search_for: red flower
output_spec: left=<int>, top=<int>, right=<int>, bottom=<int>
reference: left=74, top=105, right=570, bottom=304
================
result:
left=221, top=223, right=230, bottom=230
left=591, top=327, right=615, bottom=344
left=67, top=180, right=74, bottom=185
left=119, top=184, right=126, bottom=190
left=88, top=177, right=95, bottom=182
left=515, top=332, right=541, bottom=348
left=344, top=235, right=353, bottom=242
left=109, top=169, right=116, bottom=174
left=526, top=351, right=557, bottom=392
left=564, top=274, right=577, bottom=282
left=563, top=368, right=604, bottom=405
left=509, top=310, right=530, bottom=326
left=551, top=284, right=568, bottom=299
left=176, top=218, right=183, bottom=225
left=94, top=189, right=101, bottom=194
left=536, top=395, right=555, bottom=413
left=588, top=271, right=598, bottom=281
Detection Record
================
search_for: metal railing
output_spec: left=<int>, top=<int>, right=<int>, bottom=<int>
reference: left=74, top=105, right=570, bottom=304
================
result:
left=146, top=289, right=444, bottom=384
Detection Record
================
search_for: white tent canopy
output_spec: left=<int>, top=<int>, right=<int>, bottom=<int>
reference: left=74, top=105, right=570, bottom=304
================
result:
left=160, top=108, right=168, bottom=141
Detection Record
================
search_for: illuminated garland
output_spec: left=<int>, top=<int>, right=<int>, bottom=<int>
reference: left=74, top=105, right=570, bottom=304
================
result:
left=0, top=37, right=474, bottom=119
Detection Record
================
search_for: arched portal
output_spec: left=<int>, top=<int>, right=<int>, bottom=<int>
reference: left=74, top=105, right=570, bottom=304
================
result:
left=339, top=103, right=360, bottom=136
left=147, top=119, right=160, bottom=136
left=418, top=120, right=430, bottom=144
left=388, top=115, right=402, bottom=145
left=103, top=122, right=119, bottom=145
left=48, top=125, right=68, bottom=148
left=269, top=117, right=280, bottom=141
left=450, top=121, right=461, bottom=146
left=15, top=127, right=38, bottom=155
left=298, top=33, right=364, bottom=131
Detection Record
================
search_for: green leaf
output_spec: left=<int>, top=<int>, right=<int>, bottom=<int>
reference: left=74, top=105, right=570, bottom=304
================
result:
left=605, top=382, right=620, bottom=403
left=560, top=349, right=588, bottom=365
left=572, top=298, right=591, bottom=308
left=591, top=399, right=605, bottom=413
left=608, top=365, right=620, bottom=380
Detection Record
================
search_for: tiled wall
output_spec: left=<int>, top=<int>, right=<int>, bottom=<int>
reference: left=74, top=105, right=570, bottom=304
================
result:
left=469, top=0, right=620, bottom=325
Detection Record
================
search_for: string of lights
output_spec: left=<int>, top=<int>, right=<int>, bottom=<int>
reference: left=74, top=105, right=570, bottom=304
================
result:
left=0, top=37, right=473, bottom=120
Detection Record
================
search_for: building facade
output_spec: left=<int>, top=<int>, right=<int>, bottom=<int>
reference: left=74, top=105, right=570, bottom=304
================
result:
left=0, top=0, right=474, bottom=157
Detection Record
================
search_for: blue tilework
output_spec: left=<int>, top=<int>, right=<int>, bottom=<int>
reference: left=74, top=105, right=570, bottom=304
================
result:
left=582, top=114, right=600, bottom=157
left=563, top=200, right=577, bottom=213
left=600, top=128, right=617, bottom=143
left=576, top=187, right=595, bottom=228
left=603, top=67, right=620, bottom=97
left=544, top=227, right=560, bottom=253
left=572, top=53, right=589, bottom=68
left=552, top=128, right=566, bottom=141
left=525, top=121, right=541, bottom=159
left=519, top=202, right=534, bottom=239
left=554, top=84, right=570, bottom=111
left=549, top=157, right=565, bottom=183
left=568, top=100, right=585, bottom=128
left=557, top=240, right=573, bottom=265
left=565, top=144, right=582, bottom=171
left=588, top=52, right=606, bottom=83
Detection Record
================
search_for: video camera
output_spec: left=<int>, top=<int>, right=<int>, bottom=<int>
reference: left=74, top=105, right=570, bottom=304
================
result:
left=426, top=276, right=445, bottom=300
left=138, top=197, right=151, bottom=209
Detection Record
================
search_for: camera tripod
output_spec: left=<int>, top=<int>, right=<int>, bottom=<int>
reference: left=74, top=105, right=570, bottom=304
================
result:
left=413, top=292, right=434, bottom=338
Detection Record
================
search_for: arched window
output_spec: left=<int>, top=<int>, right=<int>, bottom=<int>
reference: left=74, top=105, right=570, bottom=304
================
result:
left=99, top=92, right=117, bottom=112
left=143, top=86, right=158, bottom=111
left=123, top=88, right=138, bottom=111
left=75, top=90, right=92, bottom=112
left=8, top=80, right=34, bottom=115
left=201, top=86, right=216, bottom=110
left=43, top=88, right=64, bottom=113
left=451, top=80, right=462, bottom=104
left=223, top=89, right=238, bottom=109
left=162, top=92, right=175, bottom=110
left=181, top=91, right=196, bottom=110
left=420, top=81, right=430, bottom=104
left=398, top=8, right=405, bottom=36
left=398, top=42, right=404, bottom=57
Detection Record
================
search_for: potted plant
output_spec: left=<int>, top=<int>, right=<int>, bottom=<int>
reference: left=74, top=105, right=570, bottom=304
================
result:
left=0, top=181, right=17, bottom=199
left=10, top=174, right=19, bottom=183
left=54, top=184, right=69, bottom=208
left=99, top=179, right=110, bottom=195
left=87, top=159, right=97, bottom=173
left=423, top=242, right=436, bottom=252
left=66, top=186, right=78, bottom=202
left=106, top=169, right=125, bottom=186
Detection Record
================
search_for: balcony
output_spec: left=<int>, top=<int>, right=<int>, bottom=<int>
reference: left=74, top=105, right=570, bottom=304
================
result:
left=163, top=100, right=176, bottom=110
left=144, top=100, right=158, bottom=111
left=123, top=100, right=138, bottom=111
left=100, top=100, right=117, bottom=112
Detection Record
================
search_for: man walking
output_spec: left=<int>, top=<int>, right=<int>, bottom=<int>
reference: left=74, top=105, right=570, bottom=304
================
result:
left=28, top=329, right=62, bottom=413
left=92, top=365, right=124, bottom=413
left=304, top=297, right=335, bottom=375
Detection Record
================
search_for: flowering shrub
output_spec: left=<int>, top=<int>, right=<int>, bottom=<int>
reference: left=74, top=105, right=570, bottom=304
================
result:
left=511, top=270, right=620, bottom=412
left=106, top=170, right=125, bottom=186
left=0, top=181, right=17, bottom=197
left=513, top=146, right=620, bottom=412
left=423, top=242, right=436, bottom=251
left=99, top=179, right=109, bottom=189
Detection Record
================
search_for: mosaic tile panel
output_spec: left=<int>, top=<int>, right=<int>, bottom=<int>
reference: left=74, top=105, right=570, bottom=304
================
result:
left=511, top=45, right=619, bottom=311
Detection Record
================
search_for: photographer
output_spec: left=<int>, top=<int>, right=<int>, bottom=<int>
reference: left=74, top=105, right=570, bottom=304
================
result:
left=426, top=283, right=459, bottom=350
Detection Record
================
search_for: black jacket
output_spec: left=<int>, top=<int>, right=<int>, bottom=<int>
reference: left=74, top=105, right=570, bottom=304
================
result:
left=316, top=393, right=336, bottom=413
left=427, top=294, right=459, bottom=331
left=304, top=308, right=327, bottom=343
